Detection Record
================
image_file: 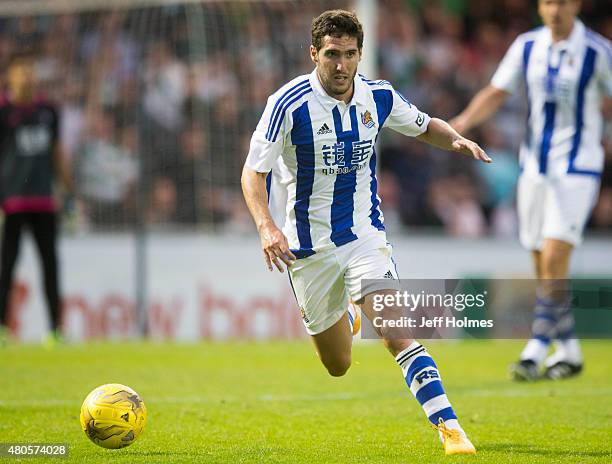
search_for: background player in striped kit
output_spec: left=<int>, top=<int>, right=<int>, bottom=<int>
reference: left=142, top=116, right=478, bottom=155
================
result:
left=451, top=0, right=611, bottom=380
left=0, top=52, right=74, bottom=346
left=242, top=10, right=491, bottom=455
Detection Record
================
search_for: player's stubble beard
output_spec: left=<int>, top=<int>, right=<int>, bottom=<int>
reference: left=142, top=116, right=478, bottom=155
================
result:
left=316, top=65, right=356, bottom=102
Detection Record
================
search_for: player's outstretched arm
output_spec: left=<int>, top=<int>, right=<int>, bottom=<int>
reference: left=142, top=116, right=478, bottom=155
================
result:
left=449, top=85, right=510, bottom=134
left=416, top=118, right=492, bottom=163
left=241, top=166, right=296, bottom=273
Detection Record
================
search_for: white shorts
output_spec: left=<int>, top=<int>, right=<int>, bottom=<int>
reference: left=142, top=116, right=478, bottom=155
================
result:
left=517, top=174, right=600, bottom=251
left=288, top=234, right=399, bottom=335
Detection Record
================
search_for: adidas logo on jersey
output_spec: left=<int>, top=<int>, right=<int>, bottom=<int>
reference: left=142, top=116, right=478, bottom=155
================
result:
left=317, top=123, right=332, bottom=135
left=383, top=270, right=394, bottom=279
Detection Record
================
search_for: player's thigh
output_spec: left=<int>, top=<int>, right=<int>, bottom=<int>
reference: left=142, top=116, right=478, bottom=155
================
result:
left=288, top=251, right=349, bottom=337
left=343, top=239, right=413, bottom=354
left=517, top=174, right=547, bottom=250
left=542, top=176, right=600, bottom=248
left=344, top=238, right=399, bottom=304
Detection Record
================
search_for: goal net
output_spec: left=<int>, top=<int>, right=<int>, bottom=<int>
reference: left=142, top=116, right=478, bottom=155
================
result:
left=0, top=0, right=356, bottom=231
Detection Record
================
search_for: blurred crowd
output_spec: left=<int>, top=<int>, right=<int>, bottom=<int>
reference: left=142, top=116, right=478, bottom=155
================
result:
left=376, top=0, right=612, bottom=237
left=0, top=0, right=610, bottom=235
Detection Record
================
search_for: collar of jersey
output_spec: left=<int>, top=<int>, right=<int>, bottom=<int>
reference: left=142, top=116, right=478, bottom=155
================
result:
left=543, top=19, right=585, bottom=54
left=309, top=68, right=368, bottom=111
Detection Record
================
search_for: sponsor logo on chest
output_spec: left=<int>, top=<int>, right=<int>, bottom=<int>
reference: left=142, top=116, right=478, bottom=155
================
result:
left=316, top=108, right=377, bottom=176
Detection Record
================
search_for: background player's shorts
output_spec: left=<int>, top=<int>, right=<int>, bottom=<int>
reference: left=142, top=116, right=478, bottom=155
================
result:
left=517, top=174, right=600, bottom=251
left=288, top=234, right=399, bottom=335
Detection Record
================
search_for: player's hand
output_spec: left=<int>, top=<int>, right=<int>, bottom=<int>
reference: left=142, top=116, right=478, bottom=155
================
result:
left=452, top=138, right=492, bottom=164
left=258, top=222, right=297, bottom=273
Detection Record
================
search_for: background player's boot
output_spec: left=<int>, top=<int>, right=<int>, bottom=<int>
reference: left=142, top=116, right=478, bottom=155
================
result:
left=544, top=339, right=582, bottom=380
left=544, top=361, right=583, bottom=380
left=434, top=418, right=476, bottom=455
left=509, top=359, right=540, bottom=381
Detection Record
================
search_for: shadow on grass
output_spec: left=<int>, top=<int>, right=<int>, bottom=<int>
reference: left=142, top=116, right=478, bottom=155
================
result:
left=479, top=443, right=611, bottom=458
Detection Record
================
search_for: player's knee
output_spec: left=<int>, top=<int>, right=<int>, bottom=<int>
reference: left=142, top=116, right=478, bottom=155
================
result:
left=324, top=356, right=351, bottom=377
left=327, top=363, right=350, bottom=377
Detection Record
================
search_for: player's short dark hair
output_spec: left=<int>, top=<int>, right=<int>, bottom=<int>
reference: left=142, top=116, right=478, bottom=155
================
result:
left=311, top=9, right=363, bottom=51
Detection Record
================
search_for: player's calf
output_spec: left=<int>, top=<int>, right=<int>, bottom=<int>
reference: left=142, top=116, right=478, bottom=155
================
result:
left=311, top=312, right=353, bottom=377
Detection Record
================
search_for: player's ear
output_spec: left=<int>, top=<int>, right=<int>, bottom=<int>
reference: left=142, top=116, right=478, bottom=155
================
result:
left=310, top=45, right=318, bottom=64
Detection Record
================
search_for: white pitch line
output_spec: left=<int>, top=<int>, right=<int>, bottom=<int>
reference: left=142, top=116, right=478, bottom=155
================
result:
left=1, top=387, right=611, bottom=407
left=465, top=386, right=612, bottom=398
left=0, top=393, right=371, bottom=407
left=259, top=391, right=368, bottom=402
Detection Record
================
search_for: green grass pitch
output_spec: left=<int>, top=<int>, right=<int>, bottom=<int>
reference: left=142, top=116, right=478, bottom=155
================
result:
left=1, top=340, right=611, bottom=463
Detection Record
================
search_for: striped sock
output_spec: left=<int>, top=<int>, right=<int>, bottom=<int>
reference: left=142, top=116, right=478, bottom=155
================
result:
left=520, top=296, right=558, bottom=363
left=554, top=297, right=575, bottom=340
left=531, top=296, right=559, bottom=345
left=552, top=293, right=581, bottom=364
left=395, top=341, right=461, bottom=432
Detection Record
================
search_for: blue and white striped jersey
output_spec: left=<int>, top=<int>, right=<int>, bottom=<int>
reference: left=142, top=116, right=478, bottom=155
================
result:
left=491, top=20, right=611, bottom=178
left=246, top=69, right=430, bottom=258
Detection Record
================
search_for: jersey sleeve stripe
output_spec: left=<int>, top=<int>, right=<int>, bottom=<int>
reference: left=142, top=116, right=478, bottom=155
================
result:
left=268, top=86, right=313, bottom=143
left=394, top=90, right=411, bottom=105
left=372, top=89, right=394, bottom=130
left=359, top=74, right=391, bottom=88
left=364, top=80, right=391, bottom=87
left=265, top=79, right=310, bottom=141
left=265, top=171, right=272, bottom=204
